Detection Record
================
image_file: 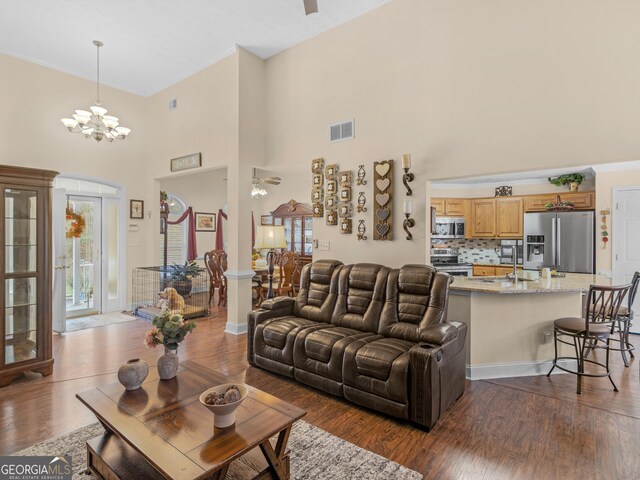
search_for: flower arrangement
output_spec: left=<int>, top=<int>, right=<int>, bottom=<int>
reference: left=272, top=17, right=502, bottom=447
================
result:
left=66, top=207, right=86, bottom=239
left=144, top=311, right=197, bottom=351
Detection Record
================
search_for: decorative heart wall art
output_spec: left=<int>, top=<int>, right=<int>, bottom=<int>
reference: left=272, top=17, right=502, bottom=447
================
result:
left=373, top=159, right=393, bottom=240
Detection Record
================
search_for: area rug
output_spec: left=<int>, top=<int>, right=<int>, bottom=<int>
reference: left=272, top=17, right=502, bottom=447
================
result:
left=15, top=421, right=422, bottom=480
left=65, top=312, right=137, bottom=332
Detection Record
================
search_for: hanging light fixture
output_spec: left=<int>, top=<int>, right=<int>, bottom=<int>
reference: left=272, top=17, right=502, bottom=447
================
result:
left=60, top=40, right=131, bottom=142
left=251, top=182, right=268, bottom=199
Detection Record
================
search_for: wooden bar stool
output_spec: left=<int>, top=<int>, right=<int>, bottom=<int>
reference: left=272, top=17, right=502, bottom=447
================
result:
left=547, top=283, right=631, bottom=394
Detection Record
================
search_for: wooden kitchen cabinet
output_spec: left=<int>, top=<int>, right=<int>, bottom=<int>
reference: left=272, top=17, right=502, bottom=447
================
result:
left=470, top=199, right=497, bottom=237
left=496, top=197, right=523, bottom=238
left=431, top=198, right=466, bottom=217
left=473, top=265, right=496, bottom=276
left=524, top=191, right=594, bottom=212
left=431, top=198, right=445, bottom=216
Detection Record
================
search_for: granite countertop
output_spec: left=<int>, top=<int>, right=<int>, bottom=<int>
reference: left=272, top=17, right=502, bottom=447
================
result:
left=450, top=273, right=611, bottom=294
left=471, top=262, right=523, bottom=268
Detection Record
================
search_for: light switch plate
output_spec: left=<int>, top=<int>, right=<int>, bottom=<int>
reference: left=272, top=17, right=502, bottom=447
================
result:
left=317, top=240, right=330, bottom=251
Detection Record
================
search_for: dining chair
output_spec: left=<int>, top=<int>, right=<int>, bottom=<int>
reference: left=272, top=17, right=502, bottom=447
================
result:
left=204, top=249, right=227, bottom=308
left=271, top=252, right=299, bottom=297
left=547, top=283, right=631, bottom=394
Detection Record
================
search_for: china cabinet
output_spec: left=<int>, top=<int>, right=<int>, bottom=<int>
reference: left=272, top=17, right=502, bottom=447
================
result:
left=0, top=165, right=57, bottom=387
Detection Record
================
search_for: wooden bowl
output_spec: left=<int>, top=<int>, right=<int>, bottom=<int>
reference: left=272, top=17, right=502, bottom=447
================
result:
left=199, top=384, right=249, bottom=428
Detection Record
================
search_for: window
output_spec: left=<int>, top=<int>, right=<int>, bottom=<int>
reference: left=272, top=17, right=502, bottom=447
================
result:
left=160, top=194, right=187, bottom=265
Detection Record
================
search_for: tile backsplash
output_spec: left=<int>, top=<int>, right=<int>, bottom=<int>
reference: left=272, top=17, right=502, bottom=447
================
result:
left=432, top=239, right=501, bottom=264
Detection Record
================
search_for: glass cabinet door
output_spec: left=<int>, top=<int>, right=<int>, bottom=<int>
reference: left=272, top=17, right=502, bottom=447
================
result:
left=4, top=189, right=38, bottom=365
left=283, top=218, right=293, bottom=252
left=293, top=218, right=303, bottom=254
left=303, top=217, right=313, bottom=255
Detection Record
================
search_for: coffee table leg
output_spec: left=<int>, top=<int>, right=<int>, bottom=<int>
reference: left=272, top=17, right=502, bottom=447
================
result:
left=258, top=425, right=292, bottom=480
left=209, top=464, right=229, bottom=480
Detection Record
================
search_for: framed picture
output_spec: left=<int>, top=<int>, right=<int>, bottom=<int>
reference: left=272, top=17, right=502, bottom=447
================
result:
left=340, top=218, right=352, bottom=234
left=313, top=173, right=324, bottom=187
left=326, top=209, right=338, bottom=226
left=130, top=199, right=144, bottom=220
left=195, top=212, right=216, bottom=232
left=339, top=202, right=352, bottom=218
left=274, top=217, right=283, bottom=226
left=325, top=195, right=338, bottom=209
left=339, top=170, right=352, bottom=186
left=326, top=180, right=338, bottom=194
left=170, top=152, right=202, bottom=172
left=312, top=203, right=324, bottom=218
left=261, top=215, right=273, bottom=225
left=340, top=186, right=352, bottom=201
left=312, top=188, right=324, bottom=202
left=312, top=158, right=324, bottom=174
left=325, top=164, right=339, bottom=180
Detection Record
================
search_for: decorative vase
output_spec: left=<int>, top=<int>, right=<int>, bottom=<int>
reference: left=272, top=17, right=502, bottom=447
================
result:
left=118, top=358, right=149, bottom=390
left=569, top=182, right=579, bottom=192
left=157, top=347, right=179, bottom=380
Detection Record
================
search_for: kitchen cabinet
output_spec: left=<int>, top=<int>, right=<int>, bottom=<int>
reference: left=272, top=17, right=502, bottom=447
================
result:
left=431, top=198, right=466, bottom=217
left=473, top=265, right=496, bottom=276
left=496, top=197, right=523, bottom=238
left=0, top=165, right=57, bottom=387
left=470, top=199, right=497, bottom=237
left=524, top=191, right=594, bottom=212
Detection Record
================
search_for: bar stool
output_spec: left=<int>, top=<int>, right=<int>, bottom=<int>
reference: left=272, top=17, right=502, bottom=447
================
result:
left=547, top=283, right=631, bottom=394
left=609, top=271, right=639, bottom=367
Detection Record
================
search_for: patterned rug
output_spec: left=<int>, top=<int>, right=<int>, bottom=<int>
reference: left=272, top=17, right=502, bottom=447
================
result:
left=65, top=312, right=137, bottom=332
left=15, top=421, right=423, bottom=480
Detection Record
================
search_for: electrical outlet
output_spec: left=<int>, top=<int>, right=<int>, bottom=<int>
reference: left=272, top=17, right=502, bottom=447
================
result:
left=317, top=240, right=330, bottom=251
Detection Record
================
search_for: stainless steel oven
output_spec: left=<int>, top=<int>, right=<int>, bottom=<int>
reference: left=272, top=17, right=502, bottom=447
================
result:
left=430, top=247, right=472, bottom=277
left=433, top=217, right=465, bottom=239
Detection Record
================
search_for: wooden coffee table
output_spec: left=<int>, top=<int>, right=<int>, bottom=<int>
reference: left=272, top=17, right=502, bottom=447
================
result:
left=76, top=361, right=306, bottom=480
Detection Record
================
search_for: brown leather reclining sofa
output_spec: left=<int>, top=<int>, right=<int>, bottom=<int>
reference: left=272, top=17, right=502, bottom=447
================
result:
left=247, top=259, right=467, bottom=430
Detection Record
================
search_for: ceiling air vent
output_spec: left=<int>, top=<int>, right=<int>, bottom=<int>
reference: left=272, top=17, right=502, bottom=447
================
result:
left=330, top=119, right=355, bottom=143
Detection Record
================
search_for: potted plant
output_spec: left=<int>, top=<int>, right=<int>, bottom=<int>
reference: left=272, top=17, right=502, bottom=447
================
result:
left=144, top=311, right=197, bottom=379
left=170, top=260, right=202, bottom=296
left=548, top=173, right=585, bottom=192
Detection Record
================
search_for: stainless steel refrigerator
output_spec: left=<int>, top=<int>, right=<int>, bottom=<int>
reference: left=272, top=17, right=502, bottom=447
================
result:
left=523, top=211, right=595, bottom=273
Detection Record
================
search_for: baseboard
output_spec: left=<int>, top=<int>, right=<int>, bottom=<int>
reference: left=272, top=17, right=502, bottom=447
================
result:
left=466, top=359, right=577, bottom=380
left=225, top=322, right=248, bottom=335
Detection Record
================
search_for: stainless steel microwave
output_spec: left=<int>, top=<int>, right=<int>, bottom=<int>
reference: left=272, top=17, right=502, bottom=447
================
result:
left=433, top=217, right=465, bottom=239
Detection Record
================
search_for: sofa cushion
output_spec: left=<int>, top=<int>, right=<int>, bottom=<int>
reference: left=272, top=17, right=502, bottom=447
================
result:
left=254, top=316, right=327, bottom=367
left=294, top=326, right=379, bottom=383
left=331, top=264, right=389, bottom=333
left=294, top=259, right=343, bottom=323
left=343, top=337, right=414, bottom=403
left=379, top=265, right=453, bottom=343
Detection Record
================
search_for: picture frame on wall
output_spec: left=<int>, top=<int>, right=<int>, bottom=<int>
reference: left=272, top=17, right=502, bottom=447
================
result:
left=338, top=202, right=352, bottom=218
left=312, top=203, right=324, bottom=218
left=261, top=215, right=273, bottom=226
left=312, top=158, right=324, bottom=174
left=130, top=199, right=144, bottom=220
left=195, top=212, right=216, bottom=232
left=327, top=209, right=338, bottom=226
left=325, top=195, right=338, bottom=209
left=340, top=218, right=352, bottom=234
left=312, top=188, right=324, bottom=202
left=313, top=173, right=324, bottom=187
left=326, top=180, right=338, bottom=194
left=170, top=152, right=202, bottom=172
left=325, top=164, right=339, bottom=180
left=340, top=187, right=352, bottom=201
left=339, top=170, right=352, bottom=186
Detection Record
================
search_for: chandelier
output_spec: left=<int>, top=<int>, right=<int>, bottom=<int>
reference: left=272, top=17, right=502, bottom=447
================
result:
left=60, top=41, right=131, bottom=142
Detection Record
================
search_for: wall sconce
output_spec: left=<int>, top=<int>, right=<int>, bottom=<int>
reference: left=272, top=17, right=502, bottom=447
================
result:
left=357, top=220, right=367, bottom=240
left=401, top=153, right=414, bottom=196
left=357, top=192, right=367, bottom=213
left=403, top=200, right=414, bottom=240
left=356, top=165, right=367, bottom=185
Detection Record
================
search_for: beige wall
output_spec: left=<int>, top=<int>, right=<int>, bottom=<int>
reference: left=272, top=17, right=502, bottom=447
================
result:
left=431, top=179, right=596, bottom=199
left=0, top=53, right=151, bottom=303
left=264, top=0, right=640, bottom=266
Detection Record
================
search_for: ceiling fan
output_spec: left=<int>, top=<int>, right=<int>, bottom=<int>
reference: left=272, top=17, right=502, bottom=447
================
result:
left=251, top=169, right=281, bottom=199
left=304, top=0, right=319, bottom=15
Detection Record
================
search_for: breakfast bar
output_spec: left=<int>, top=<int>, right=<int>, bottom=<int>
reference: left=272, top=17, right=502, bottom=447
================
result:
left=449, top=273, right=611, bottom=380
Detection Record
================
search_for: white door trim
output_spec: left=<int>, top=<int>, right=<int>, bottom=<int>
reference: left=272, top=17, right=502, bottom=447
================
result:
left=611, top=185, right=640, bottom=282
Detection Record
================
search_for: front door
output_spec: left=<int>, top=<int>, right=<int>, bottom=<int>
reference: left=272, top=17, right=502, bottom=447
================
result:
left=613, top=186, right=640, bottom=331
left=65, top=195, right=102, bottom=319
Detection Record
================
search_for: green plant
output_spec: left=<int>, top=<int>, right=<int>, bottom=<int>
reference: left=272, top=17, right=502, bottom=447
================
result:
left=548, top=173, right=585, bottom=187
left=171, top=260, right=202, bottom=282
left=160, top=190, right=168, bottom=204
left=145, top=311, right=197, bottom=350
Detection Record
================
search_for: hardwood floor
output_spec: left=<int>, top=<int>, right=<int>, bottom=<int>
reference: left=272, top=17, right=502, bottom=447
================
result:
left=1, top=309, right=639, bottom=479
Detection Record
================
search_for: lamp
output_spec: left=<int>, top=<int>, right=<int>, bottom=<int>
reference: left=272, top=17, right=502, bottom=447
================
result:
left=253, top=225, right=287, bottom=299
left=60, top=41, right=131, bottom=143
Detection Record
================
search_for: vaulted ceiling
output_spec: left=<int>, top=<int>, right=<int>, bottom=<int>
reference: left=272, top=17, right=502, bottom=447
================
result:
left=0, top=0, right=391, bottom=96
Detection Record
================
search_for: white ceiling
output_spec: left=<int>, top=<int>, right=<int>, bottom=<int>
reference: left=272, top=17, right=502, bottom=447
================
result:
left=0, top=0, right=391, bottom=96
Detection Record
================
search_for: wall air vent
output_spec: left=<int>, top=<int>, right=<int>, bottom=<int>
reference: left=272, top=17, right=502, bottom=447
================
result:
left=330, top=119, right=355, bottom=143
left=168, top=98, right=178, bottom=110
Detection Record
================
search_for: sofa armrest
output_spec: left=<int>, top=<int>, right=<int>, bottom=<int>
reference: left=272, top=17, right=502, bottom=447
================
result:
left=260, top=296, right=295, bottom=312
left=409, top=321, right=467, bottom=429
left=246, top=297, right=295, bottom=367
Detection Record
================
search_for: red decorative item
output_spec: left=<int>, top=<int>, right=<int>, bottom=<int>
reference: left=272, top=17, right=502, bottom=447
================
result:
left=66, top=207, right=86, bottom=239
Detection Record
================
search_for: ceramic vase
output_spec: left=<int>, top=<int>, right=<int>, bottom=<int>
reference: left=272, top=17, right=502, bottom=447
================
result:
left=118, top=358, right=149, bottom=390
left=158, top=347, right=179, bottom=380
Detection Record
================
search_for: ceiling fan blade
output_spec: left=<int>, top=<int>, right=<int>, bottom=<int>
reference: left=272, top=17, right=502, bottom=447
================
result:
left=262, top=179, right=281, bottom=185
left=262, top=176, right=281, bottom=182
left=304, top=0, right=318, bottom=15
